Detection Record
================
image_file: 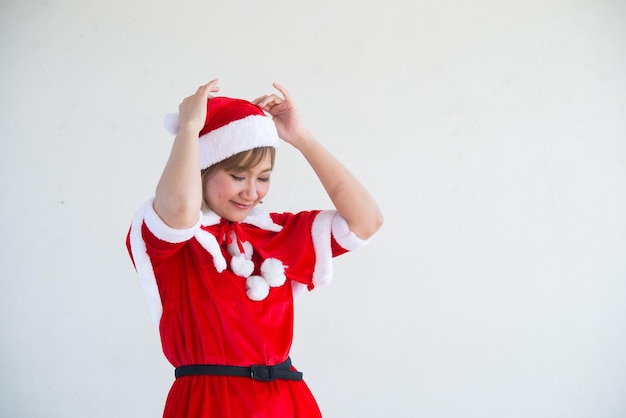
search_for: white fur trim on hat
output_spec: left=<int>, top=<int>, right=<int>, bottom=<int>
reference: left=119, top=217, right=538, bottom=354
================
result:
left=198, top=114, right=280, bottom=169
left=164, top=111, right=280, bottom=170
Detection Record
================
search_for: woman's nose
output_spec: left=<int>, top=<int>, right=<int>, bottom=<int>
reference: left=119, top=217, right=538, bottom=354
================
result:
left=241, top=180, right=258, bottom=201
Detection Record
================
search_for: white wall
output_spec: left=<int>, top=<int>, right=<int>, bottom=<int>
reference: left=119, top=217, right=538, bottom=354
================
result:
left=1, top=0, right=625, bottom=417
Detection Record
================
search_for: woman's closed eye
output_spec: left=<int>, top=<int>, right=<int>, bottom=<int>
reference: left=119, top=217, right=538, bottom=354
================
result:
left=230, top=172, right=271, bottom=182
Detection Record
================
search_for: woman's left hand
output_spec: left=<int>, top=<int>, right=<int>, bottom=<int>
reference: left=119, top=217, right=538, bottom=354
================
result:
left=253, top=83, right=311, bottom=147
left=256, top=83, right=383, bottom=240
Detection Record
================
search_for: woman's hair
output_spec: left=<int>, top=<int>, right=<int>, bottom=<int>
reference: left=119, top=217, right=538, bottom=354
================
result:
left=201, top=146, right=276, bottom=210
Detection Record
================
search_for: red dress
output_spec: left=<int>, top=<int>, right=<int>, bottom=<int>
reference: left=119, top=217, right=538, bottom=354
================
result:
left=127, top=200, right=367, bottom=417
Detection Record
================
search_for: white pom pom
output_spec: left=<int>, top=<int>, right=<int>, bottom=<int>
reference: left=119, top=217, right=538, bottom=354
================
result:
left=261, top=258, right=286, bottom=287
left=227, top=238, right=253, bottom=259
left=227, top=241, right=239, bottom=257
left=231, top=256, right=254, bottom=278
left=241, top=241, right=253, bottom=259
left=163, top=113, right=180, bottom=135
left=246, top=275, right=270, bottom=301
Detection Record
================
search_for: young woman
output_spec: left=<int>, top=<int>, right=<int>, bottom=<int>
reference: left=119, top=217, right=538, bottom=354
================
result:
left=127, top=79, right=383, bottom=417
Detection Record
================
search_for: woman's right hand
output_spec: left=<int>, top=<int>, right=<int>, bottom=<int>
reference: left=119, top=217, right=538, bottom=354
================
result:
left=177, top=79, right=220, bottom=134
left=154, top=79, right=219, bottom=229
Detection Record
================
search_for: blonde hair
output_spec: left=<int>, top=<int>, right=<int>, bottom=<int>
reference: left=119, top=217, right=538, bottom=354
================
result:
left=201, top=147, right=276, bottom=211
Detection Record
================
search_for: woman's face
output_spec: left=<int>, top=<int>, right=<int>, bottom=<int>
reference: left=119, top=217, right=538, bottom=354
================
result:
left=203, top=152, right=272, bottom=222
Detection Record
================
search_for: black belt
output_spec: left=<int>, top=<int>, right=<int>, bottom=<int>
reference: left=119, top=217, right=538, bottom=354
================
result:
left=175, top=357, right=303, bottom=382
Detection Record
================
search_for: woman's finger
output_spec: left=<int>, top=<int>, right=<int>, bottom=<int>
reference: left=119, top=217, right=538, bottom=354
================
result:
left=251, top=95, right=268, bottom=106
left=199, top=79, right=220, bottom=97
left=272, top=82, right=291, bottom=101
left=254, top=94, right=283, bottom=111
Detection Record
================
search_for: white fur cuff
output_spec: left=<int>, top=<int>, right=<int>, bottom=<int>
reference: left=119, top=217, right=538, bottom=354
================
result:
left=331, top=212, right=370, bottom=250
left=143, top=198, right=202, bottom=243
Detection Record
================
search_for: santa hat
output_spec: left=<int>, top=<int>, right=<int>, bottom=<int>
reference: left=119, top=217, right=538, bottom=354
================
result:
left=164, top=97, right=281, bottom=169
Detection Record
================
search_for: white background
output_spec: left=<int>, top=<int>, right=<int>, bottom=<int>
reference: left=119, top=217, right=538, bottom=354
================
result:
left=1, top=0, right=625, bottom=417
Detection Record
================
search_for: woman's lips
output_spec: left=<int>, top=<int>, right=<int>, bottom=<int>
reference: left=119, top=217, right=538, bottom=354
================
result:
left=231, top=201, right=252, bottom=210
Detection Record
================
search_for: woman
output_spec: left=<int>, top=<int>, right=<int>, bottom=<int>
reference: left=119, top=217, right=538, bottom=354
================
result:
left=127, top=79, right=382, bottom=417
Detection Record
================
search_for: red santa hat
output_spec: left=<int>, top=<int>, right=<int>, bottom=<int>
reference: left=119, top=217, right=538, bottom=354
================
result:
left=164, top=97, right=281, bottom=169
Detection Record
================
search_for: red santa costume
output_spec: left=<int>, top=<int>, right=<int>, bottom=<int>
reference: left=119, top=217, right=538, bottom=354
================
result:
left=127, top=96, right=369, bottom=417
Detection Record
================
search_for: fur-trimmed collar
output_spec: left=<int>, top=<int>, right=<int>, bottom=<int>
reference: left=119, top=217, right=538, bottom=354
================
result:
left=200, top=207, right=283, bottom=232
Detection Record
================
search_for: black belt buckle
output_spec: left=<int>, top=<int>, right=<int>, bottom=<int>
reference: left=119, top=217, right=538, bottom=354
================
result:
left=250, top=365, right=276, bottom=382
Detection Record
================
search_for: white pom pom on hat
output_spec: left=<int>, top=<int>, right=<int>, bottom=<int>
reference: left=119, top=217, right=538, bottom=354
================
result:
left=164, top=97, right=281, bottom=170
left=163, top=112, right=180, bottom=136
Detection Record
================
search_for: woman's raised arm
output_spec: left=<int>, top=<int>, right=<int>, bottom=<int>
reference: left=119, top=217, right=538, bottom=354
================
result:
left=153, top=80, right=219, bottom=228
left=254, top=84, right=383, bottom=240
